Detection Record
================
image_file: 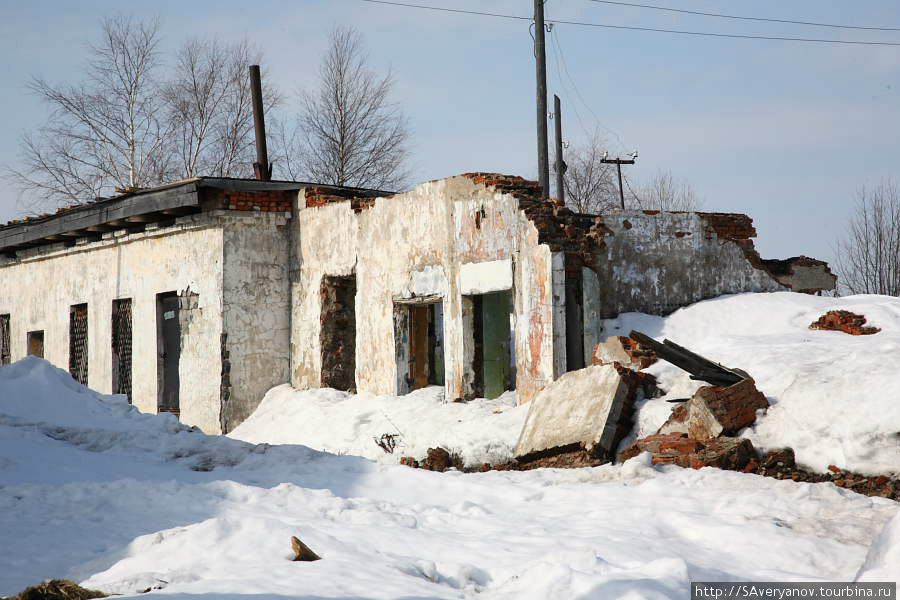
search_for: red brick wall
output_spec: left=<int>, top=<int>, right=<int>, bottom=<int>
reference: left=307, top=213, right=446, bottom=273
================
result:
left=203, top=188, right=294, bottom=213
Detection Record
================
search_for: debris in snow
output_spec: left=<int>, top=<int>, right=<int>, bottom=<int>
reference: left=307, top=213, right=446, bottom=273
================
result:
left=810, top=310, right=881, bottom=335
left=291, top=536, right=321, bottom=562
left=399, top=447, right=462, bottom=472
left=630, top=330, right=748, bottom=387
left=374, top=433, right=399, bottom=454
left=657, top=378, right=769, bottom=439
left=514, top=364, right=653, bottom=465
left=619, top=433, right=756, bottom=471
left=8, top=579, right=107, bottom=600
left=592, top=335, right=657, bottom=369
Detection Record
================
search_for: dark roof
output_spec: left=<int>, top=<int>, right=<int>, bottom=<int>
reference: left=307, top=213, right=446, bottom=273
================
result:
left=0, top=177, right=388, bottom=256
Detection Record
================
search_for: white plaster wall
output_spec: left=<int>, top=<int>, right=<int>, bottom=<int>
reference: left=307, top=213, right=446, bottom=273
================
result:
left=513, top=215, right=557, bottom=405
left=593, top=211, right=784, bottom=318
left=221, top=212, right=292, bottom=433
left=458, top=259, right=512, bottom=295
left=0, top=216, right=225, bottom=432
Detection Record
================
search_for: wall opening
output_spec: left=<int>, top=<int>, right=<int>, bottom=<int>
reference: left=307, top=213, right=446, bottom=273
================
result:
left=0, top=314, right=9, bottom=365
left=69, top=303, right=88, bottom=386
left=112, top=298, right=133, bottom=402
left=565, top=256, right=585, bottom=372
left=320, top=274, right=357, bottom=392
left=27, top=330, right=44, bottom=358
left=156, top=292, right=181, bottom=417
left=464, top=291, right=514, bottom=399
left=394, top=300, right=444, bottom=395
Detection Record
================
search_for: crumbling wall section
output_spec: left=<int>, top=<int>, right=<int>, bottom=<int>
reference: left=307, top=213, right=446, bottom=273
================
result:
left=291, top=191, right=360, bottom=390
left=592, top=211, right=784, bottom=317
left=221, top=211, right=291, bottom=433
left=292, top=176, right=561, bottom=402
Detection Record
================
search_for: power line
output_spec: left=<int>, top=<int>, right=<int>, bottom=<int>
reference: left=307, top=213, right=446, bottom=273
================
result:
left=584, top=0, right=900, bottom=33
left=357, top=0, right=900, bottom=46
left=551, top=30, right=629, bottom=153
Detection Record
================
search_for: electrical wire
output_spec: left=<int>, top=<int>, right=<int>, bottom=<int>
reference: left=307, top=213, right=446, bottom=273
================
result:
left=551, top=30, right=629, bottom=153
left=584, top=0, right=900, bottom=32
left=357, top=0, right=900, bottom=46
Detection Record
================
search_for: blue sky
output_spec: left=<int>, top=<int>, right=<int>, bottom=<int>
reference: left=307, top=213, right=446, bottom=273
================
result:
left=3, top=0, right=900, bottom=267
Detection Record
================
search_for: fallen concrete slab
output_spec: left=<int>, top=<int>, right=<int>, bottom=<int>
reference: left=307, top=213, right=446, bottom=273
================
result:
left=514, top=364, right=639, bottom=463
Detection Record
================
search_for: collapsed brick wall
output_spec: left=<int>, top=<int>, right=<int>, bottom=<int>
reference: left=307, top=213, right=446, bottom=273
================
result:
left=592, top=211, right=787, bottom=317
left=461, top=173, right=612, bottom=267
left=304, top=187, right=378, bottom=213
left=700, top=215, right=836, bottom=293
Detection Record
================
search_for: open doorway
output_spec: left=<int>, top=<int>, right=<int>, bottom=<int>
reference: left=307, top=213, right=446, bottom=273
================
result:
left=156, top=292, right=181, bottom=417
left=464, top=290, right=515, bottom=399
left=394, top=300, right=444, bottom=395
left=320, top=274, right=357, bottom=392
left=27, top=330, right=44, bottom=358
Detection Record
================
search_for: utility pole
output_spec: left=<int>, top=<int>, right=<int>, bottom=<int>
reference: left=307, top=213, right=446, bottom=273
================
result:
left=600, top=155, right=636, bottom=209
left=534, top=0, right=550, bottom=199
left=553, top=94, right=566, bottom=203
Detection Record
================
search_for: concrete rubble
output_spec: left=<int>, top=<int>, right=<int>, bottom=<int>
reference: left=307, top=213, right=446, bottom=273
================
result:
left=592, top=335, right=657, bottom=370
left=619, top=433, right=756, bottom=471
left=656, top=378, right=769, bottom=440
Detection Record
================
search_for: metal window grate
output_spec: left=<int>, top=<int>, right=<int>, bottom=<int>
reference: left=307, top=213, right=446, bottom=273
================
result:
left=0, top=315, right=9, bottom=365
left=69, top=304, right=88, bottom=386
left=112, top=299, right=132, bottom=401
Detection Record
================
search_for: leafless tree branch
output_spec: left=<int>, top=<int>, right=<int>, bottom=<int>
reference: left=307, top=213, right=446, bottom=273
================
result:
left=835, top=179, right=900, bottom=296
left=290, top=26, right=411, bottom=191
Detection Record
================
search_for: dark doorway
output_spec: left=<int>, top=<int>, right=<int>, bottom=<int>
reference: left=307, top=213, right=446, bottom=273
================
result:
left=112, top=298, right=133, bottom=402
left=320, top=275, right=357, bottom=392
left=565, top=256, right=585, bottom=372
left=465, top=291, right=514, bottom=399
left=0, top=314, right=9, bottom=365
left=394, top=301, right=444, bottom=394
left=156, top=292, right=181, bottom=417
left=27, top=330, right=44, bottom=358
left=69, top=303, right=88, bottom=386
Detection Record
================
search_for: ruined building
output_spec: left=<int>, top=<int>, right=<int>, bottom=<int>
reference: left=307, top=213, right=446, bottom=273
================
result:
left=0, top=173, right=835, bottom=433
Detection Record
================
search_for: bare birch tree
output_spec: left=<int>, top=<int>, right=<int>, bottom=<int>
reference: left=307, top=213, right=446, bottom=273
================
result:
left=561, top=130, right=620, bottom=214
left=835, top=179, right=900, bottom=296
left=294, top=26, right=411, bottom=190
left=632, top=169, right=703, bottom=212
left=7, top=16, right=170, bottom=211
left=165, top=37, right=280, bottom=180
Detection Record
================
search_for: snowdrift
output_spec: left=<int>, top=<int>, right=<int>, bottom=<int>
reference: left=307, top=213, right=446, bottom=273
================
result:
left=602, top=292, right=900, bottom=475
left=235, top=292, right=900, bottom=476
left=1, top=292, right=898, bottom=599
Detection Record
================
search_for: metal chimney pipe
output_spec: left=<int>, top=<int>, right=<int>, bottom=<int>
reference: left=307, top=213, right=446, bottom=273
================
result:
left=249, top=65, right=270, bottom=181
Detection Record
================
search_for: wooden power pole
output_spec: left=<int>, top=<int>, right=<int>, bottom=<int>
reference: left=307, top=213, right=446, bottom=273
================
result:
left=601, top=156, right=636, bottom=209
left=534, top=0, right=550, bottom=199
left=553, top=94, right=566, bottom=203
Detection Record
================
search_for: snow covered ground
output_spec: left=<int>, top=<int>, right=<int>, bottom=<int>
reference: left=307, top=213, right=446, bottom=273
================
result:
left=0, top=292, right=898, bottom=598
left=233, top=292, right=900, bottom=476
left=229, top=386, right=526, bottom=467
